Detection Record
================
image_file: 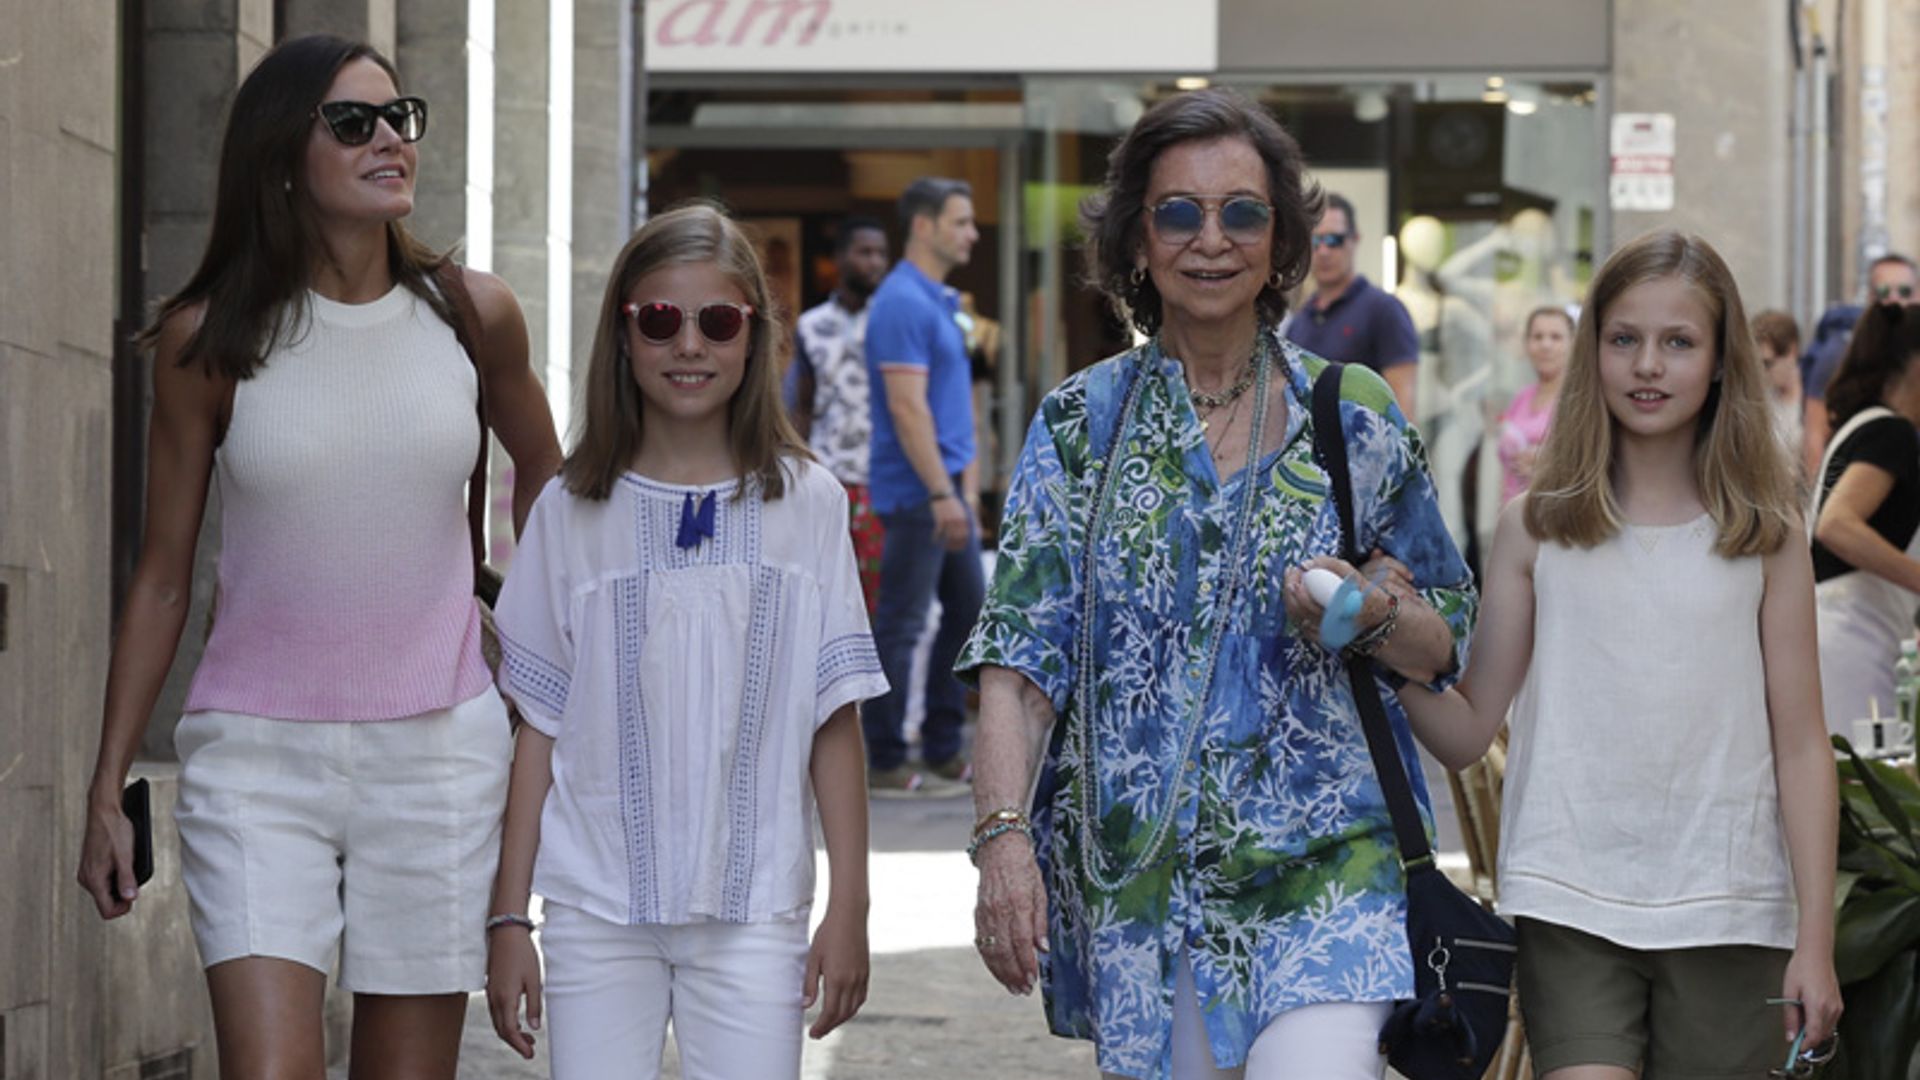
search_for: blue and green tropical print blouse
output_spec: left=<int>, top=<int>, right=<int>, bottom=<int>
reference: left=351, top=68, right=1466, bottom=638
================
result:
left=957, top=338, right=1477, bottom=1080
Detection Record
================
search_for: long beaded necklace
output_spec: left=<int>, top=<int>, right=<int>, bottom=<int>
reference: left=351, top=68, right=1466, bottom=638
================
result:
left=1070, top=337, right=1273, bottom=894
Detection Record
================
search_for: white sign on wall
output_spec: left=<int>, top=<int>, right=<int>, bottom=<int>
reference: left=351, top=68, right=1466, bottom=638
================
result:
left=646, top=0, right=1219, bottom=73
left=1609, top=112, right=1675, bottom=211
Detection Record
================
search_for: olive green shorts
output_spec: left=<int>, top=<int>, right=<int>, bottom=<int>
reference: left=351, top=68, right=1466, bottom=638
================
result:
left=1516, top=917, right=1791, bottom=1079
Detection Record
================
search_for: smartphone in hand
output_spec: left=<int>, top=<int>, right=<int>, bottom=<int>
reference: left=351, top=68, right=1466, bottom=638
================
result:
left=121, top=778, right=154, bottom=888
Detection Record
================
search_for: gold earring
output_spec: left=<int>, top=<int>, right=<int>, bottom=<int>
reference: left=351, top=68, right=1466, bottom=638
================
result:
left=1267, top=271, right=1282, bottom=289
left=1129, top=266, right=1146, bottom=286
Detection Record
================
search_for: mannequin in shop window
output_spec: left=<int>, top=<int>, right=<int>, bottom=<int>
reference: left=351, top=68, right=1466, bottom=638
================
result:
left=1396, top=214, right=1494, bottom=546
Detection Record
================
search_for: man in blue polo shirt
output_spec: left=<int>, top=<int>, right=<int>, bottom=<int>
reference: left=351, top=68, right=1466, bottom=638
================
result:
left=1285, top=192, right=1421, bottom=417
left=862, top=176, right=983, bottom=795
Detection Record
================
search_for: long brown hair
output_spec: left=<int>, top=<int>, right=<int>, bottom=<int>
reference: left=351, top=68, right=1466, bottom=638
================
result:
left=1825, top=302, right=1920, bottom=428
left=1525, top=231, right=1799, bottom=558
left=562, top=202, right=806, bottom=502
left=138, top=35, right=452, bottom=378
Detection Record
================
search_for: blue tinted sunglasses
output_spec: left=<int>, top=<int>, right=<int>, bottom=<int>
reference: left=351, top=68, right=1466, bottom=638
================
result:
left=1148, top=196, right=1274, bottom=246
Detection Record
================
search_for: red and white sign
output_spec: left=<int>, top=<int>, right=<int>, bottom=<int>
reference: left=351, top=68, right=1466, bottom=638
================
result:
left=646, top=0, right=1219, bottom=73
left=1609, top=113, right=1675, bottom=211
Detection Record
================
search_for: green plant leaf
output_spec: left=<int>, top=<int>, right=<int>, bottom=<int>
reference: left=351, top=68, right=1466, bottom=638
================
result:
left=1839, top=737, right=1920, bottom=852
left=1833, top=949, right=1920, bottom=1080
left=1840, top=783, right=1917, bottom=867
left=1837, top=889, right=1920, bottom=984
left=1838, top=869, right=1863, bottom=910
left=1854, top=830, right=1920, bottom=895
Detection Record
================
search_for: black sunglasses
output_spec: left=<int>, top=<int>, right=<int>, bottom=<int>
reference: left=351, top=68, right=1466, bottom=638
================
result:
left=623, top=301, right=755, bottom=344
left=316, top=97, right=429, bottom=146
left=1876, top=282, right=1915, bottom=301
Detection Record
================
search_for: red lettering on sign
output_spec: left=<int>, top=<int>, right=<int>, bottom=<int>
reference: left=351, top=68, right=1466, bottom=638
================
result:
left=729, top=0, right=832, bottom=45
left=657, top=0, right=727, bottom=46
left=655, top=0, right=832, bottom=48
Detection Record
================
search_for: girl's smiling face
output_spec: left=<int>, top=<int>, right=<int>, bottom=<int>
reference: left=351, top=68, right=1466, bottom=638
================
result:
left=622, top=260, right=752, bottom=433
left=1596, top=275, right=1719, bottom=441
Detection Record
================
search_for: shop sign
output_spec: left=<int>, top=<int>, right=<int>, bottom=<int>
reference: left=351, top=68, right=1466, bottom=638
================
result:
left=1609, top=112, right=1675, bottom=212
left=647, top=0, right=1219, bottom=73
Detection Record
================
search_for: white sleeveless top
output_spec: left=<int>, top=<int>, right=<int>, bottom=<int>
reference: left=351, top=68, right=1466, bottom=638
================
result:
left=185, top=285, right=492, bottom=721
left=1498, top=518, right=1797, bottom=950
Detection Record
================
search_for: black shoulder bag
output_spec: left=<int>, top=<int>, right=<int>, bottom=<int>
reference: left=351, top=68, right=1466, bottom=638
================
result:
left=1309, top=363, right=1517, bottom=1080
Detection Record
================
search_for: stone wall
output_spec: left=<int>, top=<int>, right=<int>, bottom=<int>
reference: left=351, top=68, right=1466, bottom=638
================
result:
left=0, top=0, right=147, bottom=1074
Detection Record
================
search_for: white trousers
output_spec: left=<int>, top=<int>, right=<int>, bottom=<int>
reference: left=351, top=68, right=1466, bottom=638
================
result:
left=1102, top=953, right=1390, bottom=1080
left=540, top=902, right=810, bottom=1080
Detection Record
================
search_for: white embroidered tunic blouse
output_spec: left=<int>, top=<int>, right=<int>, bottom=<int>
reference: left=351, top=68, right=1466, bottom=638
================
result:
left=494, top=462, right=888, bottom=926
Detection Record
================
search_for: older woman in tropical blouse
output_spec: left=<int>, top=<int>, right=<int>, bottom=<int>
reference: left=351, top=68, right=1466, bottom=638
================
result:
left=956, top=89, right=1476, bottom=1080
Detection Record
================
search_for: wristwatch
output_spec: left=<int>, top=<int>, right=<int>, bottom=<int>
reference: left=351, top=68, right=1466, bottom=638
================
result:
left=928, top=489, right=956, bottom=502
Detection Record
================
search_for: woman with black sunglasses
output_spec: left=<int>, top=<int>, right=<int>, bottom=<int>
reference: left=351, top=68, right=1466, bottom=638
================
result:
left=76, top=34, right=560, bottom=1078
left=958, top=88, right=1475, bottom=1079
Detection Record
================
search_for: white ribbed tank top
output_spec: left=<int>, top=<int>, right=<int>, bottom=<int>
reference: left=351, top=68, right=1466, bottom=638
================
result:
left=1497, top=517, right=1797, bottom=950
left=185, top=284, right=492, bottom=721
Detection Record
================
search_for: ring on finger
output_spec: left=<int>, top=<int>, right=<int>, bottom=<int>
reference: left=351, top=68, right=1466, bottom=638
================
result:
left=974, top=934, right=998, bottom=948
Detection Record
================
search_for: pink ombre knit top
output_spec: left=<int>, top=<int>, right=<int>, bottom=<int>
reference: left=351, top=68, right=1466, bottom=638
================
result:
left=184, top=285, right=493, bottom=721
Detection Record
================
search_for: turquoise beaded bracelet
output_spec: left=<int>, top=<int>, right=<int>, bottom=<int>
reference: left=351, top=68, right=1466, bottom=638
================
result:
left=966, top=819, right=1035, bottom=865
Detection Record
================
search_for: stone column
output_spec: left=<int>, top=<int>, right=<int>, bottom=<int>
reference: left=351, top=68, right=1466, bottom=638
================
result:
left=280, top=0, right=398, bottom=55
left=1611, top=0, right=1793, bottom=307
left=397, top=0, right=476, bottom=256
left=575, top=0, right=626, bottom=401
left=0, top=0, right=118, bottom=1069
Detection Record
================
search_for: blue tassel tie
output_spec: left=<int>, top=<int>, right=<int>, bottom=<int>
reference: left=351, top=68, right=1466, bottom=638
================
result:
left=676, top=490, right=716, bottom=549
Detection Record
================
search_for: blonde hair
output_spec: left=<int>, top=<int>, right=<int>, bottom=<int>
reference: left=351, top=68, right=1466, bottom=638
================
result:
left=562, top=201, right=806, bottom=502
left=1525, top=230, right=1799, bottom=558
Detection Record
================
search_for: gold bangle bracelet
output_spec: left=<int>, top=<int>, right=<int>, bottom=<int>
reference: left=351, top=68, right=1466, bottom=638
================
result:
left=970, top=805, right=1028, bottom=840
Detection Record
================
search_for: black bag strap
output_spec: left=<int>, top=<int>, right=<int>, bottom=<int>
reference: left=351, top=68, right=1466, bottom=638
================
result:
left=433, top=260, right=491, bottom=581
left=1310, top=363, right=1435, bottom=871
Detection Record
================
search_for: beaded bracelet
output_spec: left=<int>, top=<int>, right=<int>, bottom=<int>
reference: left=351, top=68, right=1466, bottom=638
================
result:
left=486, top=913, right=538, bottom=933
left=1344, top=588, right=1400, bottom=659
left=966, top=819, right=1035, bottom=866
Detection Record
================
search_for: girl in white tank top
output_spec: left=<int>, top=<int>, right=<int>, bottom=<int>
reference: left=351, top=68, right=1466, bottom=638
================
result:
left=1391, top=232, right=1841, bottom=1073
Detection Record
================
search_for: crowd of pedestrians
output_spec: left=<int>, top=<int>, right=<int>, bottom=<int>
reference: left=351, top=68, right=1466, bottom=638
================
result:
left=72, top=32, right=1918, bottom=1080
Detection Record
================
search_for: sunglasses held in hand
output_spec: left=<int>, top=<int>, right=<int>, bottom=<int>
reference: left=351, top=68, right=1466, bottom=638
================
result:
left=1765, top=998, right=1836, bottom=1078
left=316, top=97, right=429, bottom=146
left=1148, top=196, right=1274, bottom=246
left=623, top=301, right=755, bottom=344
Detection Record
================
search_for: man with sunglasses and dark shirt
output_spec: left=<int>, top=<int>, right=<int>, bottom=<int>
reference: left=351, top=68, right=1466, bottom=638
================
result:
left=1284, top=192, right=1421, bottom=418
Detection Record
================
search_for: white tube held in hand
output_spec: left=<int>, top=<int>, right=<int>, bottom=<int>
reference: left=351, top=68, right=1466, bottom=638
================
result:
left=1302, top=567, right=1345, bottom=608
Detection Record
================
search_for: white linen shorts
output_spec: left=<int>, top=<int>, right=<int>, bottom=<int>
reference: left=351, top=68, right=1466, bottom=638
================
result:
left=173, top=687, right=513, bottom=994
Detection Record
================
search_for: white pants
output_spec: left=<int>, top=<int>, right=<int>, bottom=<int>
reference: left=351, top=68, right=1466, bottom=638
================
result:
left=1102, top=953, right=1390, bottom=1080
left=540, top=902, right=810, bottom=1080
